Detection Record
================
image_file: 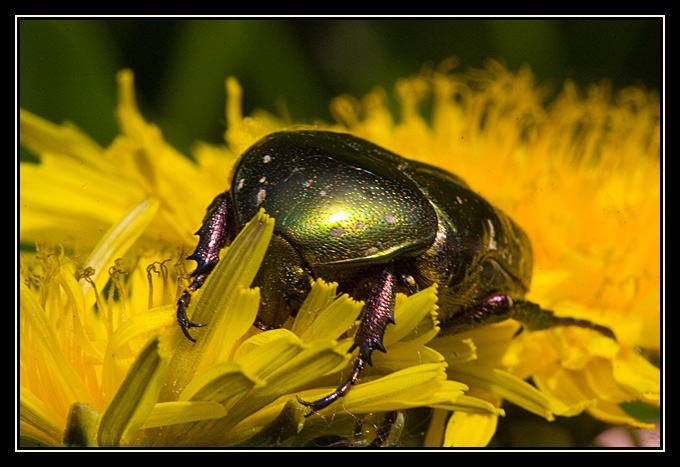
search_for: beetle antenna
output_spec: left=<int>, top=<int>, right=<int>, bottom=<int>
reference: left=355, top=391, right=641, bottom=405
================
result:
left=550, top=316, right=617, bottom=341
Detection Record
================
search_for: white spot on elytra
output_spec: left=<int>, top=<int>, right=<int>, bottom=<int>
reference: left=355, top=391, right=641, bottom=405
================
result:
left=257, top=188, right=267, bottom=206
left=329, top=227, right=346, bottom=238
left=384, top=215, right=397, bottom=224
left=262, top=155, right=272, bottom=163
left=364, top=246, right=379, bottom=256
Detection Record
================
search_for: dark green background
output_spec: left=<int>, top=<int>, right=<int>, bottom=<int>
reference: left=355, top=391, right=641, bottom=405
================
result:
left=19, top=18, right=662, bottom=156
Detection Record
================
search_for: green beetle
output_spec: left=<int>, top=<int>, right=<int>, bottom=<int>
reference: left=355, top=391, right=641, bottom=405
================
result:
left=177, top=130, right=614, bottom=412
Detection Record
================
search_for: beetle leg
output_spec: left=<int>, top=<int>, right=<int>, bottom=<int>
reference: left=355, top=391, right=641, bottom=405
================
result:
left=351, top=264, right=397, bottom=365
left=298, top=264, right=397, bottom=414
left=177, top=191, right=232, bottom=341
left=297, top=357, right=365, bottom=413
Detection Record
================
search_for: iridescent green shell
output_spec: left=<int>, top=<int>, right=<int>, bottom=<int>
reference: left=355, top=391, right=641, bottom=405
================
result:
left=231, top=131, right=438, bottom=267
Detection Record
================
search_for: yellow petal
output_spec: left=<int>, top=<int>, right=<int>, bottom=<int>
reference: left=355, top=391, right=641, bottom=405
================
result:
left=209, top=339, right=349, bottom=446
left=141, top=401, right=227, bottom=429
left=296, top=292, right=363, bottom=343
left=209, top=286, right=262, bottom=364
left=372, top=341, right=445, bottom=370
left=97, top=336, right=168, bottom=447
left=612, top=348, right=661, bottom=404
left=19, top=386, right=66, bottom=447
left=435, top=394, right=504, bottom=416
left=451, top=362, right=555, bottom=421
left=102, top=305, right=175, bottom=400
left=81, top=197, right=160, bottom=304
left=384, top=285, right=439, bottom=346
left=584, top=358, right=638, bottom=403
left=153, top=362, right=263, bottom=447
left=291, top=279, right=341, bottom=337
left=179, top=361, right=264, bottom=408
left=20, top=154, right=142, bottom=248
left=234, top=337, right=348, bottom=413
left=19, top=283, right=94, bottom=414
left=161, top=210, right=274, bottom=400
left=533, top=366, right=595, bottom=417
left=19, top=108, right=105, bottom=168
left=430, top=336, right=478, bottom=365
left=56, top=266, right=106, bottom=363
left=586, top=401, right=656, bottom=430
left=302, top=363, right=454, bottom=414
left=443, top=411, right=499, bottom=447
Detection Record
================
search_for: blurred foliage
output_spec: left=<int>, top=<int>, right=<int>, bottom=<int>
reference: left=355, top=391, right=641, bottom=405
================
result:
left=19, top=18, right=662, bottom=156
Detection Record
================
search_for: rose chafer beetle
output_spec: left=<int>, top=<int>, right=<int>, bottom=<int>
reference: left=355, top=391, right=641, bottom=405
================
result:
left=177, top=130, right=615, bottom=412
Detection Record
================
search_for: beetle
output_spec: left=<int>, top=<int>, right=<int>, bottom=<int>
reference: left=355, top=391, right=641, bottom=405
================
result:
left=176, top=130, right=615, bottom=412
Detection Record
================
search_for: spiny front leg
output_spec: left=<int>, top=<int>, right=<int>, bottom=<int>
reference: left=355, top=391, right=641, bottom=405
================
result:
left=177, top=191, right=232, bottom=341
left=298, top=264, right=397, bottom=414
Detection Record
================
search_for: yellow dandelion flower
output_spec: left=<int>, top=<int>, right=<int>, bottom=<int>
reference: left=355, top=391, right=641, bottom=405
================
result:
left=19, top=61, right=660, bottom=449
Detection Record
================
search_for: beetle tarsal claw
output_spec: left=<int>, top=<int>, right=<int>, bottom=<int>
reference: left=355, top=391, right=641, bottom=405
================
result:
left=176, top=290, right=207, bottom=342
left=178, top=318, right=207, bottom=343
left=297, top=357, right=366, bottom=416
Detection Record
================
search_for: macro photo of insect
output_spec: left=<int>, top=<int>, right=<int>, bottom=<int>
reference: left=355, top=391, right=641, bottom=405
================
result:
left=19, top=18, right=661, bottom=450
